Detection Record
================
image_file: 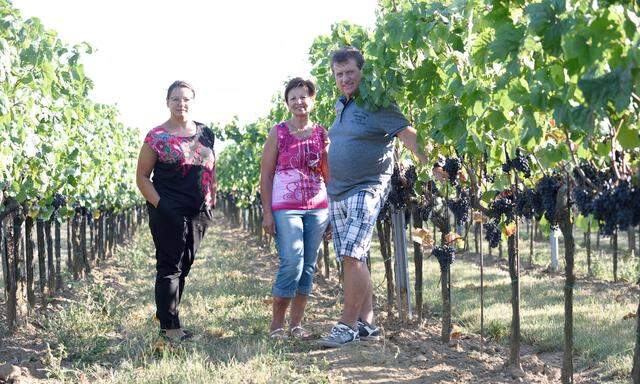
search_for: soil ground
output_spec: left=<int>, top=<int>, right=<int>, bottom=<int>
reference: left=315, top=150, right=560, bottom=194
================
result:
left=0, top=213, right=622, bottom=383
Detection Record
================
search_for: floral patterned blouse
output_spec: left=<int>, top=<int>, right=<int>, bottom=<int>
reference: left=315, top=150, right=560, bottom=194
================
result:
left=144, top=122, right=216, bottom=214
left=271, top=122, right=328, bottom=211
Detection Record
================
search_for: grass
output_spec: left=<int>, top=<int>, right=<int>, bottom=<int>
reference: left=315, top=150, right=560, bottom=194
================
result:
left=38, top=220, right=335, bottom=384
left=2, top=213, right=637, bottom=382
left=362, top=223, right=639, bottom=382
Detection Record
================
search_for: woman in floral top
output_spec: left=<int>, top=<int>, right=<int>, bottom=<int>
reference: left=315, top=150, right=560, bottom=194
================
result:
left=260, top=78, right=330, bottom=340
left=136, top=81, right=216, bottom=341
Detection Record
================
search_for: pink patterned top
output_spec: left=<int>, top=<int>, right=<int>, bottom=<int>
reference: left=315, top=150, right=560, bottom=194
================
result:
left=271, top=122, right=328, bottom=211
left=144, top=122, right=216, bottom=214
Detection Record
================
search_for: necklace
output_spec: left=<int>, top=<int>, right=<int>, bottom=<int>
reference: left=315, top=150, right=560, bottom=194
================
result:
left=287, top=120, right=313, bottom=138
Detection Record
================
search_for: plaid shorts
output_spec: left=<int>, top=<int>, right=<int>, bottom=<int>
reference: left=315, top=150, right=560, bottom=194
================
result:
left=330, top=189, right=387, bottom=262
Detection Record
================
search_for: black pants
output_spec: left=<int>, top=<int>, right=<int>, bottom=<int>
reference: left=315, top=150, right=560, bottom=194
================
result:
left=148, top=204, right=210, bottom=329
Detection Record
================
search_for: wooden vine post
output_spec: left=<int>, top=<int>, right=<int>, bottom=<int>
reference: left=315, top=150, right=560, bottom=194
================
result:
left=391, top=208, right=411, bottom=320
left=557, top=178, right=575, bottom=384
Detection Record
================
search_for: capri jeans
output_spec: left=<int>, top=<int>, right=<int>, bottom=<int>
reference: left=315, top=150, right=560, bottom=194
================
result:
left=271, top=208, right=329, bottom=298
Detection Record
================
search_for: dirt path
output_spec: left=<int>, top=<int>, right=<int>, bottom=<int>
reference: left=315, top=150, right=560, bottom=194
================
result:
left=0, top=213, right=606, bottom=383
left=214, top=218, right=593, bottom=384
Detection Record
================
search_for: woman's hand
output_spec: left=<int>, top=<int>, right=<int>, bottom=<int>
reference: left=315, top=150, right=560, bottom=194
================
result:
left=262, top=213, right=276, bottom=236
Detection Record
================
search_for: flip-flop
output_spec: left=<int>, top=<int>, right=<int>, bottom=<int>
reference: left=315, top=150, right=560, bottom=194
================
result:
left=290, top=325, right=313, bottom=340
left=159, top=329, right=193, bottom=342
left=269, top=328, right=288, bottom=340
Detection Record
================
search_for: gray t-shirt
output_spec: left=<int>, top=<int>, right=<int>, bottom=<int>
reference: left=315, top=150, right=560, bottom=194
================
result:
left=327, top=96, right=409, bottom=201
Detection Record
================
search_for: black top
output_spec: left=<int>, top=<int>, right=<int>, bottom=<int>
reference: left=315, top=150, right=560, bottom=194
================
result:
left=144, top=122, right=216, bottom=216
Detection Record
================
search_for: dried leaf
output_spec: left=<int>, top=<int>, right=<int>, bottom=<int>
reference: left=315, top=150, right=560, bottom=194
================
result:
left=262, top=298, right=273, bottom=305
left=498, top=190, right=513, bottom=198
left=445, top=232, right=462, bottom=244
left=153, top=339, right=166, bottom=353
left=503, top=222, right=517, bottom=237
left=451, top=331, right=464, bottom=340
left=413, top=228, right=434, bottom=247
left=623, top=312, right=637, bottom=320
left=473, top=211, right=487, bottom=223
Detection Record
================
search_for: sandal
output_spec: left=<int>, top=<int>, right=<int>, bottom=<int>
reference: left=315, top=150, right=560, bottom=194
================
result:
left=290, top=325, right=313, bottom=340
left=269, top=328, right=288, bottom=340
left=159, top=329, right=193, bottom=343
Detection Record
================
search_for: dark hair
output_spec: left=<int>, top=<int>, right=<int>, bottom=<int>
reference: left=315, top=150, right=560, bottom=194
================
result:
left=331, top=46, right=364, bottom=70
left=284, top=77, right=316, bottom=102
left=166, top=80, right=195, bottom=100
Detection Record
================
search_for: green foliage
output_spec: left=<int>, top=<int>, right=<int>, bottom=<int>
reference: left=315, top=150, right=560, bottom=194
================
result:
left=218, top=0, right=640, bottom=232
left=0, top=1, right=141, bottom=220
left=216, top=118, right=271, bottom=207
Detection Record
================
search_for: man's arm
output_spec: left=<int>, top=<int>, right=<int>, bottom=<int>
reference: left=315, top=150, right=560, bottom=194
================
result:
left=397, top=126, right=449, bottom=181
left=396, top=126, right=430, bottom=163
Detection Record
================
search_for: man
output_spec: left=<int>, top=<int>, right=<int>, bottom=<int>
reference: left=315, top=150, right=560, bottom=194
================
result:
left=319, top=46, right=435, bottom=347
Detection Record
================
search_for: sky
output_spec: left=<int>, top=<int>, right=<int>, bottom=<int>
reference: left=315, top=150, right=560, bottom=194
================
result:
left=11, top=0, right=377, bottom=134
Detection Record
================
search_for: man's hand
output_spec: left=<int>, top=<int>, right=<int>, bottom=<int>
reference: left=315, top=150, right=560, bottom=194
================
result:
left=433, top=166, right=449, bottom=183
left=433, top=166, right=467, bottom=183
left=397, top=127, right=428, bottom=164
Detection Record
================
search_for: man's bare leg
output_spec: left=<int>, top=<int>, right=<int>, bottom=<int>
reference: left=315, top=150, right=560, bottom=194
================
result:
left=338, top=256, right=370, bottom=329
left=358, top=273, right=374, bottom=324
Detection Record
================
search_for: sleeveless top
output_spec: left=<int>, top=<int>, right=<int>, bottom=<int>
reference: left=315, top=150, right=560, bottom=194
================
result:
left=144, top=122, right=216, bottom=215
left=271, top=122, right=328, bottom=211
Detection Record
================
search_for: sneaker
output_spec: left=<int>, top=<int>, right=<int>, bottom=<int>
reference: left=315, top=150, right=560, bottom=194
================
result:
left=357, top=319, right=381, bottom=341
left=317, top=322, right=359, bottom=348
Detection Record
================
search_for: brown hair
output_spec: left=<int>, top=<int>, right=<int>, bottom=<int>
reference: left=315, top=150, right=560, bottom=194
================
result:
left=331, top=46, right=364, bottom=70
left=166, top=80, right=195, bottom=100
left=284, top=77, right=316, bottom=102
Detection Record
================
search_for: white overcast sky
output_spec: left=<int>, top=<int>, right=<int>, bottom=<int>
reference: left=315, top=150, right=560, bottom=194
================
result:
left=12, top=0, right=377, bottom=134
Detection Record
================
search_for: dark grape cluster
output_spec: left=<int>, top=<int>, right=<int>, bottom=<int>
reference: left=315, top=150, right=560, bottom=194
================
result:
left=502, top=149, right=531, bottom=178
left=515, top=188, right=543, bottom=220
left=572, top=185, right=595, bottom=216
left=488, top=192, right=516, bottom=223
left=592, top=182, right=617, bottom=235
left=378, top=200, right=391, bottom=221
left=432, top=244, right=456, bottom=272
left=417, top=181, right=439, bottom=222
left=516, top=188, right=543, bottom=220
left=447, top=188, right=470, bottom=226
left=52, top=193, right=66, bottom=210
left=572, top=162, right=597, bottom=184
left=443, top=157, right=461, bottom=185
left=388, top=165, right=417, bottom=210
left=535, top=174, right=562, bottom=224
left=611, top=180, right=639, bottom=231
left=571, top=162, right=602, bottom=217
left=591, top=180, right=640, bottom=235
left=570, top=157, right=640, bottom=236
left=484, top=221, right=501, bottom=248
left=484, top=173, right=495, bottom=183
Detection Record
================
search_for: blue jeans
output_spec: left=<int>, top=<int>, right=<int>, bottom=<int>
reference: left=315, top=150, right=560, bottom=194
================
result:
left=272, top=209, right=329, bottom=298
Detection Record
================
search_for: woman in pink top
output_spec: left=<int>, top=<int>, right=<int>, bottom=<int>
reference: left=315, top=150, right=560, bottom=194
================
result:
left=260, top=78, right=330, bottom=340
